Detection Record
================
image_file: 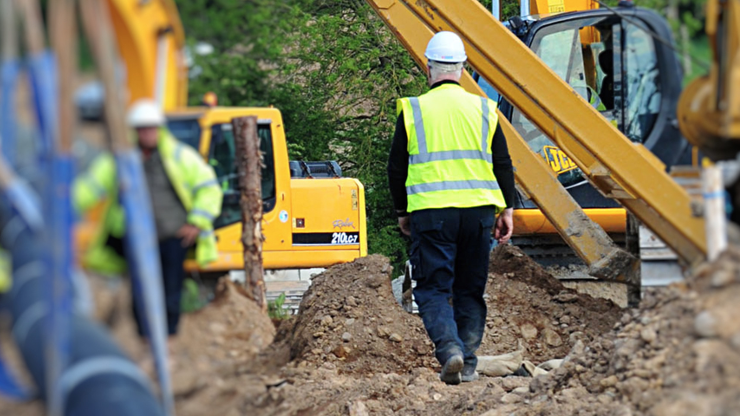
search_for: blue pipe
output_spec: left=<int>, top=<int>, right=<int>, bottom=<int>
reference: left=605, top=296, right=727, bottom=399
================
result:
left=0, top=187, right=164, bottom=416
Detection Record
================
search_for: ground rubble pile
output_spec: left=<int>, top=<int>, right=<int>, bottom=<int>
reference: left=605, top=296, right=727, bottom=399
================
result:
left=484, top=246, right=740, bottom=416
left=0, top=249, right=632, bottom=416
left=277, top=254, right=437, bottom=375
left=227, top=250, right=626, bottom=415
left=480, top=244, right=623, bottom=365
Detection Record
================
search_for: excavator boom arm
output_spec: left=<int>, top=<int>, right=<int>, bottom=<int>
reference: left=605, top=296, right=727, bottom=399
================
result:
left=366, top=0, right=706, bottom=267
left=365, top=0, right=639, bottom=283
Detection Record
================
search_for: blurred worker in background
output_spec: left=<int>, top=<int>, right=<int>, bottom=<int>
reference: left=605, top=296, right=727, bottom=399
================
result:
left=387, top=32, right=516, bottom=385
left=73, top=99, right=222, bottom=347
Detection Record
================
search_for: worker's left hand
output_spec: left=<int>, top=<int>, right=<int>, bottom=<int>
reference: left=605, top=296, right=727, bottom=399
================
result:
left=494, top=208, right=514, bottom=244
left=177, top=224, right=201, bottom=247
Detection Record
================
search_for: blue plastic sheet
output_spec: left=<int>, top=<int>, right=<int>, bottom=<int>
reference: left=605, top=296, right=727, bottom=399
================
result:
left=0, top=346, right=32, bottom=401
left=0, top=177, right=42, bottom=402
left=27, top=52, right=58, bottom=161
left=27, top=49, right=73, bottom=416
left=115, top=150, right=174, bottom=416
left=0, top=60, right=20, bottom=166
left=44, top=156, right=74, bottom=415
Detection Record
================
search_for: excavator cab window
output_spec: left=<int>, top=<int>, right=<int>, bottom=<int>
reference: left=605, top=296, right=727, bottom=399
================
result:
left=623, top=21, right=661, bottom=144
left=209, top=122, right=276, bottom=229
left=505, top=14, right=663, bottom=188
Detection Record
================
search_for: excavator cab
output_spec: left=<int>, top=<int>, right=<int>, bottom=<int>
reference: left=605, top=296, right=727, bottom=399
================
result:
left=487, top=7, right=689, bottom=210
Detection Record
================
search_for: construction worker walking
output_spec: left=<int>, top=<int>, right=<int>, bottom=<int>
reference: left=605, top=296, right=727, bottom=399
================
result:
left=73, top=99, right=222, bottom=343
left=387, top=32, right=516, bottom=385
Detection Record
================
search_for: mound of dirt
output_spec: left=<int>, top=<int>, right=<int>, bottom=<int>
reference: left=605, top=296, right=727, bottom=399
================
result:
left=485, top=246, right=740, bottom=416
left=0, top=249, right=627, bottom=416
left=489, top=244, right=566, bottom=294
left=177, top=278, right=276, bottom=372
left=480, top=244, right=622, bottom=364
left=279, top=254, right=437, bottom=375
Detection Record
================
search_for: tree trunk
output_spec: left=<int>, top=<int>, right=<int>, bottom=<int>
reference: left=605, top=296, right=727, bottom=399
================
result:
left=232, top=116, right=267, bottom=312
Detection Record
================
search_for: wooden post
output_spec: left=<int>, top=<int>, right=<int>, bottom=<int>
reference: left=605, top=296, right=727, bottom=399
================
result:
left=79, top=0, right=129, bottom=151
left=49, top=0, right=77, bottom=154
left=703, top=166, right=728, bottom=261
left=232, top=116, right=267, bottom=312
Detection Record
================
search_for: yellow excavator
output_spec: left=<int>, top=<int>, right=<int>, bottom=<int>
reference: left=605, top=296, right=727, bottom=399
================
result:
left=77, top=0, right=367, bottom=275
left=365, top=0, right=716, bottom=294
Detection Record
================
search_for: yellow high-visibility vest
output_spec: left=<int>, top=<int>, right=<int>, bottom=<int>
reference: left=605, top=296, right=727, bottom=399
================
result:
left=72, top=128, right=223, bottom=274
left=397, top=83, right=507, bottom=213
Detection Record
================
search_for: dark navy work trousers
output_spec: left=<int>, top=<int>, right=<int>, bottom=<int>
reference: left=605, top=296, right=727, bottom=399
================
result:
left=410, top=205, right=495, bottom=369
left=132, top=237, right=188, bottom=337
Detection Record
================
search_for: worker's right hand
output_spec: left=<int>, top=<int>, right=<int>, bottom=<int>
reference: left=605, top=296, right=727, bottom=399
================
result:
left=398, top=216, right=411, bottom=236
left=494, top=208, right=514, bottom=244
left=177, top=224, right=201, bottom=247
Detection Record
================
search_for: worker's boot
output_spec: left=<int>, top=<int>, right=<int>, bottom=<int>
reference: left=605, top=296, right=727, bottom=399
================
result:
left=439, top=354, right=464, bottom=385
left=461, top=365, right=479, bottom=382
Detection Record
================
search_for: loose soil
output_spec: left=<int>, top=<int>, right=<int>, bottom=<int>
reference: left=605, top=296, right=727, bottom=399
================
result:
left=15, top=243, right=740, bottom=416
left=485, top=246, right=740, bottom=416
left=480, top=245, right=622, bottom=363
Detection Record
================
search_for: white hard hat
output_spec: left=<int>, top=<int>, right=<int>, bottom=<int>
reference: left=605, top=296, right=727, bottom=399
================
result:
left=127, top=99, right=165, bottom=128
left=425, top=31, right=467, bottom=63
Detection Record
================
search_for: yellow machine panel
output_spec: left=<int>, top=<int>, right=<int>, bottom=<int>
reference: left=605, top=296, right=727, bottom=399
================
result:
left=289, top=178, right=367, bottom=253
left=529, top=0, right=598, bottom=15
left=513, top=208, right=626, bottom=235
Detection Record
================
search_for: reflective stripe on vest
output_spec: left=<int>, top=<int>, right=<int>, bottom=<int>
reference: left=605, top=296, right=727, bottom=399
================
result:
left=587, top=86, right=605, bottom=111
left=407, top=179, right=501, bottom=195
left=407, top=96, right=493, bottom=165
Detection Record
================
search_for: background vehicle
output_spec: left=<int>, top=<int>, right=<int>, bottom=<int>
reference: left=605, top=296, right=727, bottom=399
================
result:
left=166, top=107, right=367, bottom=273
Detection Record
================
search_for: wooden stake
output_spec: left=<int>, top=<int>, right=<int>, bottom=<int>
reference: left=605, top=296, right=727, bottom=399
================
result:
left=703, top=166, right=728, bottom=261
left=14, top=0, right=44, bottom=55
left=1, top=0, right=18, bottom=60
left=79, top=0, right=128, bottom=152
left=0, top=0, right=18, bottom=179
left=232, top=116, right=267, bottom=312
left=49, top=0, right=77, bottom=153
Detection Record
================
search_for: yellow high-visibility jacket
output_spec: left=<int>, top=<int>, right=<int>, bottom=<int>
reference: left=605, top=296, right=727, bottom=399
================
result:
left=73, top=128, right=223, bottom=274
left=398, top=83, right=507, bottom=213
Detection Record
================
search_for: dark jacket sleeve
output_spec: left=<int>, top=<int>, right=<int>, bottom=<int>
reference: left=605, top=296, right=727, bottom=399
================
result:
left=491, top=123, right=516, bottom=208
left=387, top=112, right=410, bottom=217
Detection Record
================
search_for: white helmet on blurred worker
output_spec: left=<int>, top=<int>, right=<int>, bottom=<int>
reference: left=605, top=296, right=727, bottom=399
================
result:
left=424, top=31, right=467, bottom=63
left=127, top=99, right=165, bottom=128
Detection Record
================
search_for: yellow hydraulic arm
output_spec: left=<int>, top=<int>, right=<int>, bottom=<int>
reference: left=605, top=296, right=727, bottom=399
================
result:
left=365, top=0, right=639, bottom=283
left=679, top=0, right=740, bottom=159
left=107, top=0, right=188, bottom=110
left=367, top=0, right=707, bottom=268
